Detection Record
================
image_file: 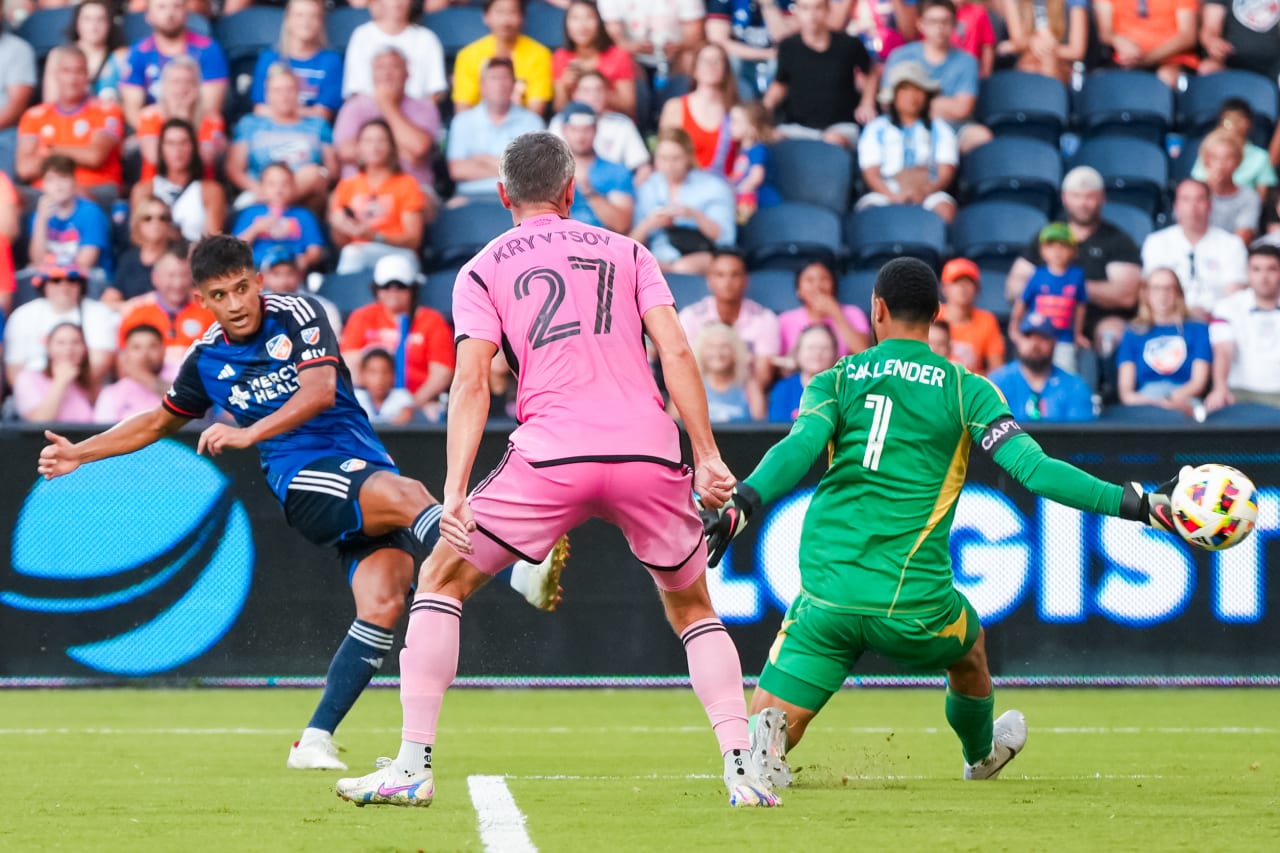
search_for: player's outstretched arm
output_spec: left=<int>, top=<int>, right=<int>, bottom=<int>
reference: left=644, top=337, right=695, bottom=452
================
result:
left=38, top=407, right=190, bottom=480
left=439, top=337, right=500, bottom=554
left=644, top=304, right=734, bottom=508
left=703, top=368, right=841, bottom=565
left=197, top=365, right=336, bottom=456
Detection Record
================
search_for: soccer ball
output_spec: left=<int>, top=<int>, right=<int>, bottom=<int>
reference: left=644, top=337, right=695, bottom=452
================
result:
left=1170, top=464, right=1258, bottom=551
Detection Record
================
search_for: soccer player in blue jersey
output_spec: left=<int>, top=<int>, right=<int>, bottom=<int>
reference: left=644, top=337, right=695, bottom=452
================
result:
left=37, top=235, right=566, bottom=772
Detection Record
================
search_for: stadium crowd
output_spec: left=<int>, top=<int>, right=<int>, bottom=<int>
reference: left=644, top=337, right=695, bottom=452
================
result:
left=1, top=0, right=1279, bottom=425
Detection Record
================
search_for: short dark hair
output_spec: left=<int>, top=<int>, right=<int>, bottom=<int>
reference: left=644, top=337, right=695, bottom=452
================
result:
left=484, top=0, right=526, bottom=12
left=1218, top=98, right=1254, bottom=123
left=920, top=0, right=957, bottom=18
left=261, top=161, right=294, bottom=182
left=124, top=323, right=165, bottom=344
left=190, top=235, right=255, bottom=287
left=794, top=259, right=836, bottom=291
left=157, top=239, right=191, bottom=266
left=711, top=247, right=748, bottom=268
left=874, top=257, right=940, bottom=324
left=1248, top=242, right=1280, bottom=263
left=361, top=348, right=396, bottom=370
left=483, top=56, right=516, bottom=76
left=42, top=154, right=76, bottom=178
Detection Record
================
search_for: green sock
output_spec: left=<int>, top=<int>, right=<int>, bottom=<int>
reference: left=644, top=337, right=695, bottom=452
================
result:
left=747, top=713, right=759, bottom=739
left=945, top=687, right=995, bottom=765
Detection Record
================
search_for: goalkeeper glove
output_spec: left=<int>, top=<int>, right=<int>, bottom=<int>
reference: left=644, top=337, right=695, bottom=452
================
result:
left=1119, top=466, right=1189, bottom=534
left=699, top=483, right=763, bottom=568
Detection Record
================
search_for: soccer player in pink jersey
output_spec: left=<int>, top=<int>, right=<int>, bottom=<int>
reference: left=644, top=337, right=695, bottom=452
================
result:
left=337, top=131, right=779, bottom=809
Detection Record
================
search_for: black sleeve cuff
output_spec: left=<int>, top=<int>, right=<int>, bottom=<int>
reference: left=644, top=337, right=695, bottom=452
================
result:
left=1118, top=482, right=1147, bottom=522
left=735, top=481, right=763, bottom=517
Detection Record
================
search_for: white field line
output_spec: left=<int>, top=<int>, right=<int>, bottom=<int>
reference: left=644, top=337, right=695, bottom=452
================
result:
left=0, top=725, right=1275, bottom=736
left=468, top=775, right=537, bottom=853
left=507, top=773, right=1170, bottom=781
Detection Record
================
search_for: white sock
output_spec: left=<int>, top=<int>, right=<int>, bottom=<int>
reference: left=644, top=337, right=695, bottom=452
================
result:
left=299, top=726, right=330, bottom=743
left=395, top=740, right=432, bottom=774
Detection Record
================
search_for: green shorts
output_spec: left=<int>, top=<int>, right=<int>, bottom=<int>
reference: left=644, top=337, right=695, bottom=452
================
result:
left=757, top=589, right=981, bottom=712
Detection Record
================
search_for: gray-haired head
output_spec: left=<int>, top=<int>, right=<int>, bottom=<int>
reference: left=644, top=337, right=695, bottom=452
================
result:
left=499, top=131, right=575, bottom=207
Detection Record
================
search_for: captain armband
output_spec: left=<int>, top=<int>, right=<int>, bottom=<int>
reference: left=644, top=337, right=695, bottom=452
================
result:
left=976, top=415, right=1024, bottom=456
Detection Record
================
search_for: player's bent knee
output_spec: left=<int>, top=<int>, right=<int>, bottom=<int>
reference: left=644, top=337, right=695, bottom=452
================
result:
left=356, top=593, right=406, bottom=628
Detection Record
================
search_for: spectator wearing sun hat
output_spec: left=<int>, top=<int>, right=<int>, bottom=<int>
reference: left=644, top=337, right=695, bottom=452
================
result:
left=940, top=257, right=1005, bottom=375
left=989, top=312, right=1095, bottom=422
left=4, top=259, right=118, bottom=389
left=339, top=254, right=455, bottom=419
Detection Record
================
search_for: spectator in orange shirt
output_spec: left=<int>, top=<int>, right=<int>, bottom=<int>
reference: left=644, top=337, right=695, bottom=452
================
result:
left=134, top=55, right=226, bottom=183
left=16, top=45, right=123, bottom=201
left=118, top=241, right=215, bottom=379
left=329, top=118, right=426, bottom=276
left=340, top=254, right=455, bottom=420
left=940, top=258, right=1006, bottom=375
left=1095, top=0, right=1198, bottom=87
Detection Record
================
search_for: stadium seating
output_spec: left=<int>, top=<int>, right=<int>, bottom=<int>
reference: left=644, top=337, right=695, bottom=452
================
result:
left=1203, top=402, right=1280, bottom=425
left=122, top=12, right=211, bottom=45
left=972, top=267, right=1013, bottom=323
left=950, top=201, right=1047, bottom=272
left=845, top=205, right=947, bottom=271
left=664, top=273, right=709, bottom=311
left=837, top=269, right=877, bottom=312
left=1169, top=136, right=1204, bottom=184
left=1074, top=70, right=1173, bottom=145
left=424, top=203, right=514, bottom=271
left=977, top=71, right=1069, bottom=145
left=313, top=271, right=371, bottom=320
left=958, top=137, right=1062, bottom=214
left=423, top=5, right=489, bottom=65
left=1102, top=202, right=1155, bottom=247
left=1071, top=136, right=1168, bottom=216
left=1179, top=70, right=1278, bottom=146
left=326, top=6, right=372, bottom=55
left=745, top=269, right=802, bottom=314
left=213, top=7, right=286, bottom=63
left=739, top=202, right=843, bottom=271
left=420, top=267, right=461, bottom=323
left=524, top=2, right=566, bottom=49
left=769, top=139, right=854, bottom=213
left=15, top=7, right=75, bottom=60
left=1098, top=404, right=1189, bottom=424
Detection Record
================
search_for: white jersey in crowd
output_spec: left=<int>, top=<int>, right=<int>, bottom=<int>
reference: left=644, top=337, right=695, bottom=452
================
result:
left=1209, top=288, right=1280, bottom=394
left=1141, top=225, right=1248, bottom=315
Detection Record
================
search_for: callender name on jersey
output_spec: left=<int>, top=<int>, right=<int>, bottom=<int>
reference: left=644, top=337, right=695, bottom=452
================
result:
left=454, top=214, right=681, bottom=465
left=163, top=293, right=393, bottom=502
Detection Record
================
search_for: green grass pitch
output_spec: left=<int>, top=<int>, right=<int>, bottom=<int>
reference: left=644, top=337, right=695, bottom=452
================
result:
left=1, top=688, right=1276, bottom=852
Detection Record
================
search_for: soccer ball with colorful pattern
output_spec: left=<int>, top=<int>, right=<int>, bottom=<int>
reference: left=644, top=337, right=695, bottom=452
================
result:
left=1169, top=464, right=1258, bottom=551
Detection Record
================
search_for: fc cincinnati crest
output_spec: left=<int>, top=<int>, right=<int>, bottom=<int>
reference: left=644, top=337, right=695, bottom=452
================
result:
left=339, top=459, right=367, bottom=472
left=266, top=334, right=292, bottom=360
left=301, top=327, right=320, bottom=345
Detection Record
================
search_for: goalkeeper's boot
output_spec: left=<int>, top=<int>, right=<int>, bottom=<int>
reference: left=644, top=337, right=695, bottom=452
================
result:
left=287, top=727, right=347, bottom=770
left=509, top=534, right=570, bottom=611
left=725, top=748, right=781, bottom=807
left=750, top=707, right=793, bottom=790
left=337, top=757, right=434, bottom=807
left=964, top=709, right=1028, bottom=780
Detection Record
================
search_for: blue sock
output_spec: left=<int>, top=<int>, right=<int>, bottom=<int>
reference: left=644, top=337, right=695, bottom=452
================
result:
left=307, top=619, right=395, bottom=733
left=409, top=504, right=443, bottom=562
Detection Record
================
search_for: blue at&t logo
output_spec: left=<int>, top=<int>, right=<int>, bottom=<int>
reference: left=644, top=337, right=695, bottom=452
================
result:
left=2, top=440, right=254, bottom=676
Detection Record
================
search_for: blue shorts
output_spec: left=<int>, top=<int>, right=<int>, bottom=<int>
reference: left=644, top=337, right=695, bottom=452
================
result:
left=281, top=456, right=419, bottom=581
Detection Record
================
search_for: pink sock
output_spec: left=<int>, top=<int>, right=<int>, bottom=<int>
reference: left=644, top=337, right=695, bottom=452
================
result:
left=400, top=593, right=462, bottom=745
left=681, top=617, right=750, bottom=754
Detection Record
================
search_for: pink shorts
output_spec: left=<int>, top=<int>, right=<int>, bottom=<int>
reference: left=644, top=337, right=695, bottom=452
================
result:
left=462, top=447, right=708, bottom=591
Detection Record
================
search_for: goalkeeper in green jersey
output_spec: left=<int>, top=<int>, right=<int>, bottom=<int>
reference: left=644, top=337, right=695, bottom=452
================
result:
left=702, top=258, right=1180, bottom=786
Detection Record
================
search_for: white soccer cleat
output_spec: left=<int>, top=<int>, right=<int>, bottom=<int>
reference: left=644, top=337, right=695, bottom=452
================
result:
left=750, top=707, right=793, bottom=790
left=336, top=758, right=434, bottom=807
left=964, top=709, right=1028, bottom=780
left=724, top=748, right=781, bottom=807
left=287, top=727, right=347, bottom=771
left=509, top=534, right=570, bottom=611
